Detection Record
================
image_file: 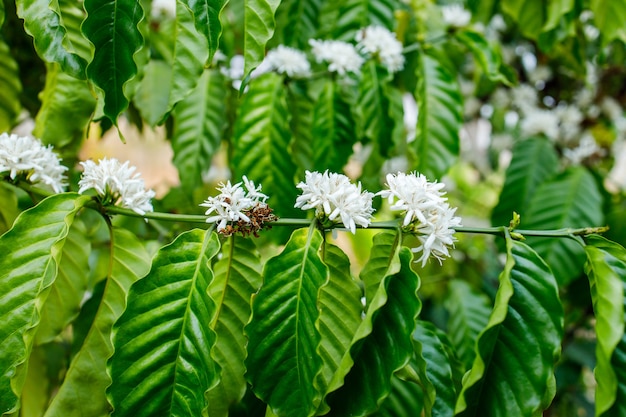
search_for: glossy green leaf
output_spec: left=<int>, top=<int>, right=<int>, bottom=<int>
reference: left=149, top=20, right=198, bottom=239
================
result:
left=274, top=0, right=323, bottom=48
left=15, top=0, right=87, bottom=78
left=232, top=73, right=299, bottom=218
left=0, top=0, right=4, bottom=27
left=243, top=0, right=281, bottom=77
left=413, top=320, right=463, bottom=417
left=184, top=0, right=228, bottom=61
left=311, top=79, right=358, bottom=173
left=359, top=61, right=396, bottom=154
left=443, top=279, right=491, bottom=369
left=0, top=39, right=22, bottom=132
left=316, top=243, right=363, bottom=393
left=0, top=193, right=90, bottom=414
left=456, top=239, right=563, bottom=416
left=323, top=244, right=421, bottom=416
left=414, top=53, right=462, bottom=180
left=466, top=0, right=496, bottom=23
left=491, top=137, right=559, bottom=228
left=361, top=231, right=400, bottom=304
left=332, top=0, right=401, bottom=40
left=206, top=236, right=263, bottom=417
left=591, top=0, right=626, bottom=44
left=33, top=63, right=96, bottom=155
left=132, top=60, right=172, bottom=126
left=455, top=30, right=511, bottom=85
left=172, top=69, right=227, bottom=190
left=0, top=183, right=18, bottom=235
left=374, top=371, right=424, bottom=417
left=58, top=0, right=93, bottom=62
left=583, top=235, right=626, bottom=416
left=44, top=228, right=151, bottom=417
left=501, top=0, right=545, bottom=40
left=35, top=219, right=90, bottom=345
left=525, top=167, right=604, bottom=285
left=108, top=229, right=220, bottom=417
left=287, top=81, right=315, bottom=172
left=245, top=227, right=327, bottom=417
left=82, top=0, right=144, bottom=124
left=543, top=0, right=575, bottom=33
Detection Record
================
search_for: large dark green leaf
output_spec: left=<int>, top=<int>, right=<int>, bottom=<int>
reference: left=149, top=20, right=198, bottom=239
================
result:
left=311, top=79, right=358, bottom=173
left=583, top=235, right=626, bottom=416
left=0, top=39, right=22, bottom=132
left=359, top=61, right=396, bottom=155
left=414, top=53, right=462, bottom=180
left=323, top=244, right=421, bottom=416
left=184, top=0, right=228, bottom=61
left=360, top=231, right=400, bottom=304
left=374, top=371, right=424, bottom=417
left=172, top=69, right=227, bottom=191
left=274, top=0, right=323, bottom=48
left=33, top=63, right=96, bottom=155
left=455, top=239, right=563, bottom=416
left=287, top=81, right=315, bottom=172
left=0, top=193, right=90, bottom=414
left=35, top=219, right=90, bottom=345
left=243, top=0, right=280, bottom=77
left=245, top=228, right=327, bottom=417
left=82, top=0, right=144, bottom=124
left=524, top=167, right=604, bottom=285
left=206, top=236, right=263, bottom=417
left=232, top=73, right=299, bottom=217
left=58, top=0, right=93, bottom=62
left=108, top=230, right=220, bottom=417
left=15, top=0, right=87, bottom=78
left=443, top=279, right=491, bottom=370
left=332, top=0, right=401, bottom=40
left=591, top=0, right=626, bottom=44
left=44, top=228, right=151, bottom=417
left=491, top=137, right=559, bottom=228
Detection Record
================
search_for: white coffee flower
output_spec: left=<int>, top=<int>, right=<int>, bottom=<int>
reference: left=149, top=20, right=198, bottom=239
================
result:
left=563, top=134, right=602, bottom=164
left=78, top=158, right=155, bottom=215
left=511, top=84, right=539, bottom=114
left=295, top=170, right=374, bottom=233
left=308, top=39, right=365, bottom=75
left=378, top=172, right=462, bottom=266
left=0, top=133, right=67, bottom=193
left=265, top=45, right=311, bottom=77
left=355, top=26, right=405, bottom=73
left=151, top=0, right=176, bottom=19
left=200, top=176, right=269, bottom=232
left=520, top=109, right=560, bottom=140
left=441, top=4, right=471, bottom=28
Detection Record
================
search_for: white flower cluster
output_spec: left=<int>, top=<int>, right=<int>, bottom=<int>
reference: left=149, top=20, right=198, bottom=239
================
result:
left=265, top=45, right=311, bottom=78
left=78, top=158, right=155, bottom=215
left=308, top=39, right=365, bottom=75
left=294, top=170, right=375, bottom=234
left=355, top=26, right=405, bottom=73
left=0, top=133, right=67, bottom=193
left=441, top=4, right=471, bottom=28
left=378, top=172, right=462, bottom=266
left=200, top=176, right=268, bottom=231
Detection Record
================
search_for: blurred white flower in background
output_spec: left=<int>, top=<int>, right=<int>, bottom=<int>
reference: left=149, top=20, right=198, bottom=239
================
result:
left=309, top=39, right=365, bottom=75
left=265, top=45, right=311, bottom=77
left=151, top=0, right=176, bottom=19
left=441, top=4, right=471, bottom=28
left=520, top=108, right=560, bottom=140
left=355, top=25, right=405, bottom=73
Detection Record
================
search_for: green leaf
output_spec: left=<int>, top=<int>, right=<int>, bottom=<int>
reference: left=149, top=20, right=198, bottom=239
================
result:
left=82, top=0, right=144, bottom=124
left=323, top=244, right=421, bottom=416
left=316, top=243, right=363, bottom=393
left=455, top=30, right=511, bottom=85
left=15, top=0, right=87, bottom=78
left=491, top=137, right=559, bottom=228
left=501, top=0, right=545, bottom=40
left=108, top=230, right=220, bottom=417
left=132, top=60, right=172, bottom=126
left=311, top=79, right=358, bottom=173
left=443, top=279, right=491, bottom=370
left=332, top=0, right=402, bottom=40
left=35, top=219, right=90, bottom=345
left=583, top=235, right=626, bottom=416
left=287, top=81, right=315, bottom=172
left=172, top=69, right=228, bottom=191
left=360, top=230, right=400, bottom=304
left=413, top=320, right=463, bottom=417
left=0, top=183, right=18, bottom=235
left=44, top=228, right=151, bottom=417
left=274, top=0, right=323, bottom=48
left=232, top=72, right=299, bottom=218
left=543, top=0, right=575, bottom=33
left=0, top=39, right=22, bottom=132
left=0, top=193, right=90, bottom=414
left=0, top=0, right=4, bottom=27
left=455, top=239, right=564, bottom=416
left=525, top=167, right=604, bottom=285
left=206, top=236, right=263, bottom=417
left=184, top=0, right=228, bottom=61
left=414, top=53, right=462, bottom=180
left=359, top=61, right=396, bottom=154
left=245, top=227, right=327, bottom=417
left=591, top=0, right=626, bottom=45
left=33, top=63, right=96, bottom=155
left=243, top=0, right=280, bottom=77
left=374, top=372, right=424, bottom=417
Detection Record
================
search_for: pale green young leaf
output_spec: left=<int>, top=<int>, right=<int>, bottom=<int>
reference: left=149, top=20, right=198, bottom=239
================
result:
left=0, top=40, right=22, bottom=132
left=590, top=0, right=626, bottom=45
left=206, top=236, right=263, bottom=417
left=414, top=53, right=462, bottom=180
left=172, top=69, right=228, bottom=190
left=82, top=0, right=144, bottom=124
left=58, top=0, right=93, bottom=62
left=15, top=0, right=87, bottom=78
left=132, top=60, right=172, bottom=126
left=44, top=228, right=151, bottom=417
left=501, top=0, right=545, bottom=40
left=108, top=230, right=220, bottom=417
left=184, top=0, right=228, bottom=61
left=455, top=239, right=563, bottom=416
left=243, top=0, right=281, bottom=77
left=35, top=219, right=90, bottom=345
left=245, top=228, right=327, bottom=417
left=583, top=235, right=626, bottom=417
left=543, top=0, right=575, bottom=33
left=0, top=193, right=90, bottom=414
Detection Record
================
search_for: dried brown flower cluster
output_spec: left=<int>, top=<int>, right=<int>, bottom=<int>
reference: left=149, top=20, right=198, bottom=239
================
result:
left=218, top=203, right=278, bottom=237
